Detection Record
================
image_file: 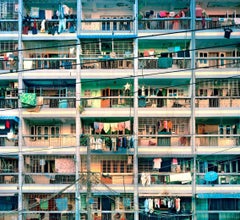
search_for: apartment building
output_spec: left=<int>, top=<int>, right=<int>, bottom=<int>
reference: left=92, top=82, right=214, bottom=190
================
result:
left=0, top=0, right=240, bottom=219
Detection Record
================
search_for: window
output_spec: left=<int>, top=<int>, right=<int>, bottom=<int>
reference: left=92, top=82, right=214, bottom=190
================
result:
left=44, top=127, right=48, bottom=140
left=101, top=160, right=133, bottom=173
left=31, top=126, right=60, bottom=140
left=168, top=88, right=184, bottom=97
left=199, top=52, right=208, bottom=64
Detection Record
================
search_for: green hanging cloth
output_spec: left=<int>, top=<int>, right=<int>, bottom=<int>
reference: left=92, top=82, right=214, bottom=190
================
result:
left=20, top=93, right=37, bottom=108
left=40, top=199, right=48, bottom=210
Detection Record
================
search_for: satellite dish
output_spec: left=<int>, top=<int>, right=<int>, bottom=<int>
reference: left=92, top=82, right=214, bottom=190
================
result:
left=204, top=171, right=218, bottom=182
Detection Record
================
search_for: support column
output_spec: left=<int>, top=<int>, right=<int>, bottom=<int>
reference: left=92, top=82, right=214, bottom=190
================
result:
left=133, top=1, right=139, bottom=219
left=18, top=0, right=23, bottom=219
left=190, top=0, right=197, bottom=219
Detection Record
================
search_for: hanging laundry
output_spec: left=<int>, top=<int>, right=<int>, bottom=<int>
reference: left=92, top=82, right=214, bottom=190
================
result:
left=123, top=198, right=131, bottom=208
left=5, top=120, right=10, bottom=129
left=40, top=199, right=48, bottom=210
left=124, top=120, right=131, bottom=130
left=111, top=137, right=117, bottom=151
left=167, top=120, right=172, bottom=132
left=129, top=136, right=134, bottom=148
left=172, top=158, right=178, bottom=165
left=154, top=198, right=160, bottom=208
left=94, top=122, right=99, bottom=130
left=20, top=93, right=37, bottom=108
left=175, top=198, right=181, bottom=212
left=141, top=173, right=151, bottom=186
left=90, top=136, right=96, bottom=149
left=148, top=198, right=154, bottom=213
left=163, top=120, right=168, bottom=130
left=127, top=156, right=133, bottom=165
left=118, top=122, right=125, bottom=131
left=122, top=136, right=127, bottom=148
left=55, top=197, right=68, bottom=211
left=111, top=123, right=118, bottom=132
left=153, top=158, right=162, bottom=169
left=98, top=123, right=104, bottom=133
left=103, top=123, right=111, bottom=133
left=157, top=121, right=161, bottom=130
left=95, top=138, right=103, bottom=150
left=144, top=198, right=149, bottom=212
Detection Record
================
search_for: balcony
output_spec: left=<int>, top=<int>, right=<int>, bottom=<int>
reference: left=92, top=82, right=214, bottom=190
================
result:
left=197, top=173, right=240, bottom=185
left=0, top=19, right=18, bottom=32
left=80, top=17, right=134, bottom=33
left=196, top=97, right=240, bottom=108
left=22, top=135, right=76, bottom=149
left=24, top=173, right=75, bottom=184
left=139, top=172, right=192, bottom=186
left=196, top=57, right=240, bottom=69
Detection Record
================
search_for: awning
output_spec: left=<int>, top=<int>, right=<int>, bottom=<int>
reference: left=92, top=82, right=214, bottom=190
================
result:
left=197, top=193, right=240, bottom=199
left=0, top=116, right=19, bottom=123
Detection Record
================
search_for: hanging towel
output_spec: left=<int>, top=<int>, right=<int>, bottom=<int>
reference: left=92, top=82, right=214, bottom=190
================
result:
left=111, top=123, right=118, bottom=132
left=40, top=199, right=48, bottom=210
left=118, top=122, right=125, bottom=131
left=175, top=198, right=181, bottom=212
left=234, top=18, right=240, bottom=25
left=125, top=120, right=131, bottom=130
left=20, top=93, right=37, bottom=108
left=103, top=123, right=111, bottom=133
left=94, top=122, right=99, bottom=130
left=98, top=123, right=104, bottom=132
left=55, top=197, right=68, bottom=211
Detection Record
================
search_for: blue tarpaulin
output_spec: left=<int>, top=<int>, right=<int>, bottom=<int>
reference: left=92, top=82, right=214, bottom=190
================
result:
left=0, top=116, right=19, bottom=123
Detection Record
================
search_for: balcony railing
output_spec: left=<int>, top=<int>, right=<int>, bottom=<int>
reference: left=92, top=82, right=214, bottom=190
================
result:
left=41, top=97, right=76, bottom=108
left=197, top=173, right=240, bottom=185
left=1, top=17, right=238, bottom=33
left=23, top=58, right=77, bottom=70
left=196, top=135, right=240, bottom=147
left=0, top=97, right=18, bottom=109
left=139, top=17, right=191, bottom=30
left=138, top=172, right=192, bottom=185
left=196, top=57, right=240, bottom=69
left=0, top=136, right=18, bottom=147
left=196, top=97, right=240, bottom=108
left=81, top=96, right=133, bottom=108
left=0, top=173, right=18, bottom=184
left=22, top=135, right=76, bottom=148
left=81, top=18, right=134, bottom=32
left=0, top=19, right=18, bottom=32
left=138, top=134, right=190, bottom=147
left=24, top=173, right=75, bottom=184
